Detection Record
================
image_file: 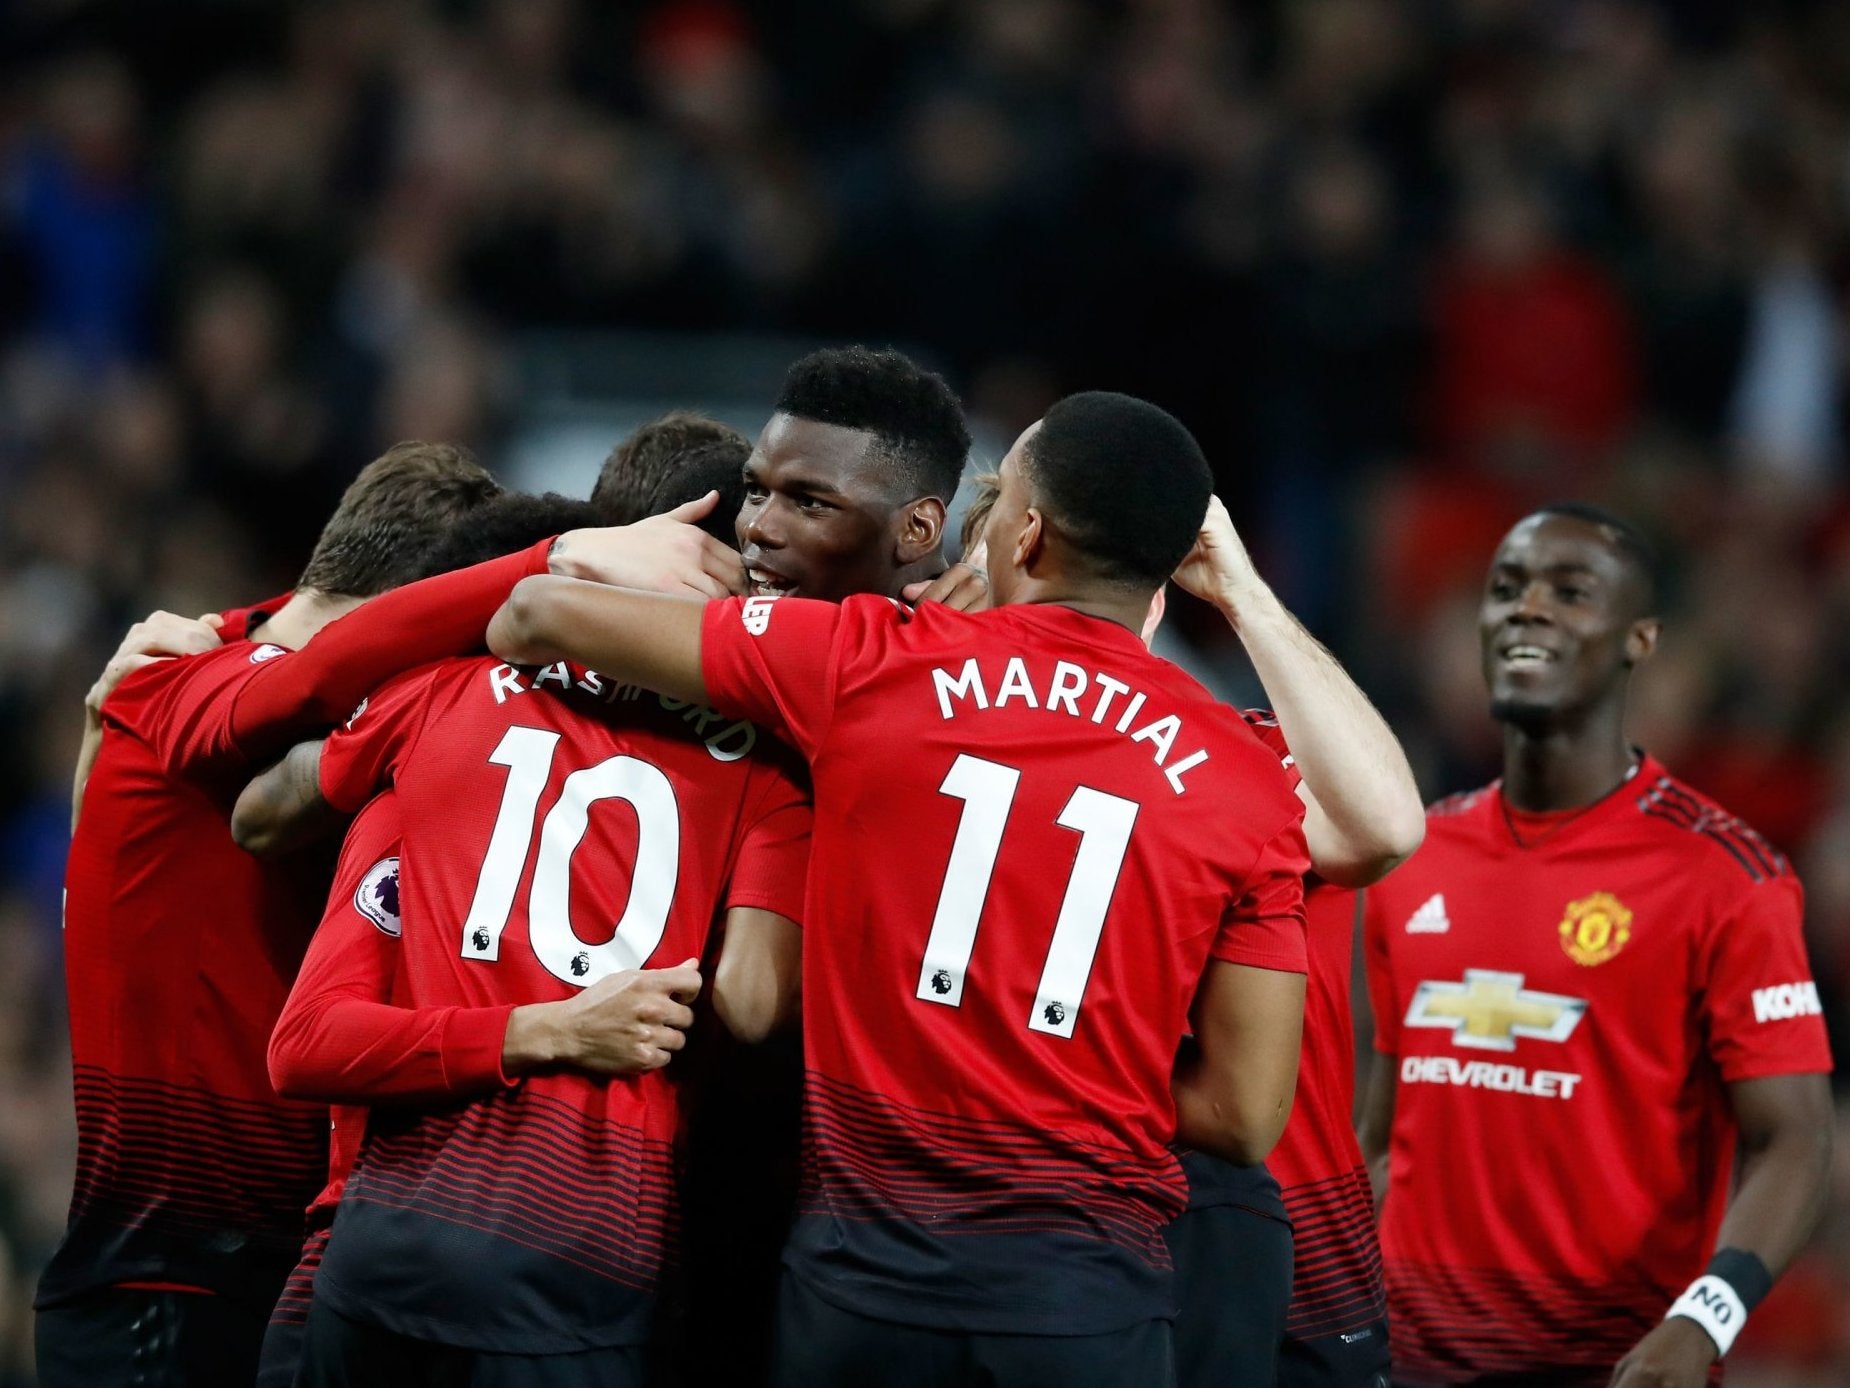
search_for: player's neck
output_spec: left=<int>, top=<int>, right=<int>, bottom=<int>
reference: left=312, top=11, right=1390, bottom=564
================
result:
left=1500, top=708, right=1635, bottom=813
left=894, top=549, right=946, bottom=594
left=261, top=589, right=367, bottom=650
left=998, top=574, right=1150, bottom=634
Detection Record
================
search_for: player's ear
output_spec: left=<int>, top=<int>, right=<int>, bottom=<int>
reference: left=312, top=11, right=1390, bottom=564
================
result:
left=1624, top=617, right=1661, bottom=667
left=1140, top=585, right=1167, bottom=649
left=895, top=496, right=946, bottom=566
left=1013, top=507, right=1045, bottom=571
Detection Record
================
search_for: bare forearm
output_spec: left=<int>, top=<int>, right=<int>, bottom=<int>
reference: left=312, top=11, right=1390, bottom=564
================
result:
left=1219, top=585, right=1423, bottom=884
left=712, top=909, right=802, bottom=1044
left=1714, top=1118, right=1832, bottom=1278
left=232, top=739, right=338, bottom=856
left=490, top=576, right=709, bottom=706
left=1172, top=1055, right=1289, bottom=1165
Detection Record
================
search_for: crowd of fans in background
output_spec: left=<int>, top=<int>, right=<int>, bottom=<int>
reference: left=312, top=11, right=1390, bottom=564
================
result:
left=2, top=0, right=1849, bottom=1382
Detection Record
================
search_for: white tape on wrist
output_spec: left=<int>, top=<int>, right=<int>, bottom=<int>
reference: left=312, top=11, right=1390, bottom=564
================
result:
left=1666, top=1275, right=1747, bottom=1357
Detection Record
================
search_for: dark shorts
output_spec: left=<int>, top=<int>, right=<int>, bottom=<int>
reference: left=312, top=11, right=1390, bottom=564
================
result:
left=294, top=1298, right=647, bottom=1388
left=1165, top=1193, right=1295, bottom=1388
left=1279, top=1319, right=1390, bottom=1388
left=36, top=1286, right=268, bottom=1388
left=257, top=1225, right=331, bottom=1388
left=773, top=1273, right=1175, bottom=1388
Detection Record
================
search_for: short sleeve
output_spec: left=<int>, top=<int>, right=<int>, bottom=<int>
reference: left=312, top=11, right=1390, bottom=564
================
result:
left=1363, top=887, right=1401, bottom=1055
left=725, top=756, right=813, bottom=921
left=1239, top=709, right=1302, bottom=793
left=317, top=667, right=438, bottom=814
left=1210, top=816, right=1310, bottom=974
left=1697, top=872, right=1834, bottom=1082
left=699, top=595, right=853, bottom=757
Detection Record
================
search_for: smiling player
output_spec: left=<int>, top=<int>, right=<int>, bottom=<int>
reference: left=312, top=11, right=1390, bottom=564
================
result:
left=1359, top=504, right=1834, bottom=1387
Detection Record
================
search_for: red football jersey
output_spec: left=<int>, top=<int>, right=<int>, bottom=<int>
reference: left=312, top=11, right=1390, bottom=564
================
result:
left=267, top=791, right=405, bottom=1341
left=1365, top=758, right=1833, bottom=1383
left=308, top=654, right=810, bottom=1353
left=45, top=603, right=331, bottom=1313
left=1240, top=712, right=1387, bottom=1341
left=44, top=543, right=559, bottom=1315
left=700, top=595, right=1310, bottom=1334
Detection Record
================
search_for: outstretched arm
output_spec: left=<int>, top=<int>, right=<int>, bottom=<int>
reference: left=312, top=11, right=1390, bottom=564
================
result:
left=1609, top=1073, right=1833, bottom=1387
left=488, top=575, right=709, bottom=706
left=1173, top=498, right=1423, bottom=886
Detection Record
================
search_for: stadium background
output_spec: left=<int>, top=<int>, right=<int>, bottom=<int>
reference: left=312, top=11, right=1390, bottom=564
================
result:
left=0, top=0, right=1847, bottom=1381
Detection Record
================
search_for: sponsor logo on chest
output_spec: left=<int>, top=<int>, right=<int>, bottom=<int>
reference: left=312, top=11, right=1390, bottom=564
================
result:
left=1405, top=968, right=1586, bottom=1051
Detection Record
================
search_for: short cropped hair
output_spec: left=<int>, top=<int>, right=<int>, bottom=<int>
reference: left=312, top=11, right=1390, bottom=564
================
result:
left=1023, top=392, right=1211, bottom=588
left=775, top=346, right=971, bottom=503
left=299, top=441, right=502, bottom=597
left=415, top=492, right=603, bottom=578
left=1530, top=501, right=1660, bottom=615
left=591, top=412, right=750, bottom=526
left=642, top=433, right=750, bottom=546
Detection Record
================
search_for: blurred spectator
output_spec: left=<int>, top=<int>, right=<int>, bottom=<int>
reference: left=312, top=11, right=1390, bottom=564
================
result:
left=6, top=55, right=155, bottom=377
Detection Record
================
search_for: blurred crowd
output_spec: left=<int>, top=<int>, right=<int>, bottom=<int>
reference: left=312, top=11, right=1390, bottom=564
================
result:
left=3, top=0, right=1850, bottom=1381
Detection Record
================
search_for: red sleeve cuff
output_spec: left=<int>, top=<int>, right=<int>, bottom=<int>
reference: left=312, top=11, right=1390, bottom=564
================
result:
left=1719, top=1055, right=1834, bottom=1084
left=439, top=1005, right=519, bottom=1090
left=1212, top=946, right=1310, bottom=976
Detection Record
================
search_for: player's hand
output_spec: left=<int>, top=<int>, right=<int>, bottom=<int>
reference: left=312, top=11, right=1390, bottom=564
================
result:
left=549, top=958, right=705, bottom=1075
left=547, top=493, right=745, bottom=600
left=1607, top=1317, right=1718, bottom=1388
left=1171, top=496, right=1265, bottom=616
left=902, top=562, right=989, bottom=612
left=87, top=611, right=225, bottom=714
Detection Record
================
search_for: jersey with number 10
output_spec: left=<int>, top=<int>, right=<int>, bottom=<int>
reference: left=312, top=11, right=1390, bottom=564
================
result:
left=310, top=654, right=811, bottom=1353
left=700, top=595, right=1310, bottom=1334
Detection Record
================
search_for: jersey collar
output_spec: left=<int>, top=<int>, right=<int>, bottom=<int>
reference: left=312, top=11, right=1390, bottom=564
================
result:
left=1493, top=750, right=1662, bottom=850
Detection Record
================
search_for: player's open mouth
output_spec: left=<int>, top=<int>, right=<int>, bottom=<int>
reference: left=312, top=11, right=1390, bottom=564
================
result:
left=747, top=568, right=797, bottom=598
left=1500, top=645, right=1555, bottom=668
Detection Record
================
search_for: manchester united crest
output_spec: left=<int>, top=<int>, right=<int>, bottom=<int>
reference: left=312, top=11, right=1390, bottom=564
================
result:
left=1558, top=891, right=1632, bottom=966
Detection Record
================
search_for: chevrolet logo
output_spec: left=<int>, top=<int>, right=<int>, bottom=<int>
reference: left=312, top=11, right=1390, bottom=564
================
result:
left=1405, top=969, right=1586, bottom=1052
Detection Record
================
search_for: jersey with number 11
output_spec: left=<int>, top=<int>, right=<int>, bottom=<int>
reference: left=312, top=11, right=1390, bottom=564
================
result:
left=701, top=595, right=1310, bottom=1335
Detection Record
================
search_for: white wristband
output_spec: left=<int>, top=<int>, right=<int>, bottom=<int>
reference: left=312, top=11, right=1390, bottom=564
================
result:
left=1666, top=1275, right=1747, bottom=1357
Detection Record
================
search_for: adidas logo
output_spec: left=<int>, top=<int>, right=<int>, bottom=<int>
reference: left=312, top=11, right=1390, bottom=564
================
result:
left=1406, top=893, right=1451, bottom=934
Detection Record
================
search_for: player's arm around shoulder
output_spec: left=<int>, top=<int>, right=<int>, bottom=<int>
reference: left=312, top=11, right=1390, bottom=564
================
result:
left=490, top=575, right=709, bottom=706
left=232, top=738, right=339, bottom=857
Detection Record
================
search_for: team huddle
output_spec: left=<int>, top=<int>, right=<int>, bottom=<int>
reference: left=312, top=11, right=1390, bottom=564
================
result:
left=40, top=347, right=1835, bottom=1388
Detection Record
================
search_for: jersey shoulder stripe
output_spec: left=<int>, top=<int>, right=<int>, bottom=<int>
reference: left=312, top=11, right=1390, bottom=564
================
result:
left=1634, top=774, right=1790, bottom=883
